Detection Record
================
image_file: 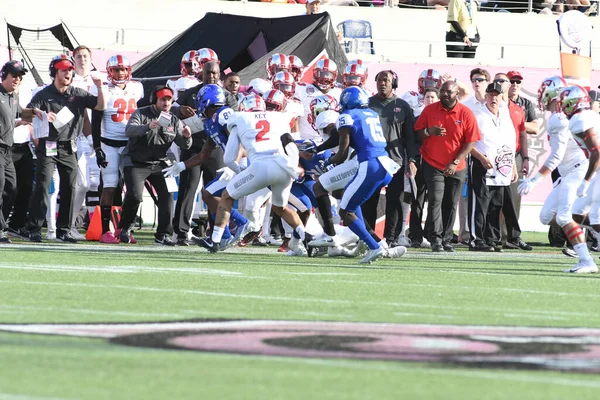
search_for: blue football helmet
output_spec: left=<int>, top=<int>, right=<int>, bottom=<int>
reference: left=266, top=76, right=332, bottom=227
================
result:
left=195, top=84, right=226, bottom=117
left=339, top=86, right=369, bottom=112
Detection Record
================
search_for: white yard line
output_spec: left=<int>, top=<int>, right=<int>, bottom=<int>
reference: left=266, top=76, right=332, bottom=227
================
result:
left=394, top=312, right=457, bottom=320
left=0, top=394, right=71, bottom=400
left=0, top=305, right=185, bottom=319
left=0, top=263, right=241, bottom=276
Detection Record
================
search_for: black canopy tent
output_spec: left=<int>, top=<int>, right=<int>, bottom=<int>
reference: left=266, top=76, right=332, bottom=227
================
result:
left=132, top=11, right=347, bottom=97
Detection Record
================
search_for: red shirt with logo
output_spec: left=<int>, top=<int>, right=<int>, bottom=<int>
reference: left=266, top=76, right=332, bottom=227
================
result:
left=415, top=101, right=481, bottom=171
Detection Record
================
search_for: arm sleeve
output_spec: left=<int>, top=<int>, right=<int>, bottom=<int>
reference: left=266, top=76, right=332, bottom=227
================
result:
left=226, top=93, right=239, bottom=111
left=544, top=127, right=568, bottom=172
left=524, top=100, right=537, bottom=123
left=223, top=127, right=241, bottom=172
left=315, top=128, right=340, bottom=152
left=449, top=22, right=466, bottom=38
left=125, top=110, right=150, bottom=138
left=81, top=88, right=99, bottom=109
left=402, top=101, right=417, bottom=160
left=91, top=109, right=103, bottom=149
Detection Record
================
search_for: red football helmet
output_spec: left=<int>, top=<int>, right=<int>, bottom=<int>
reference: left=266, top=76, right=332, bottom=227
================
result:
left=417, top=69, right=442, bottom=95
left=313, top=59, right=338, bottom=91
left=196, top=48, right=219, bottom=71
left=248, top=78, right=273, bottom=96
left=308, top=94, right=338, bottom=130
left=342, top=61, right=368, bottom=88
left=239, top=94, right=266, bottom=112
left=272, top=71, right=296, bottom=99
left=106, top=55, right=132, bottom=86
left=263, top=89, right=287, bottom=112
left=537, top=76, right=567, bottom=111
left=266, top=53, right=291, bottom=80
left=180, top=50, right=200, bottom=77
left=288, top=55, right=304, bottom=82
left=49, top=54, right=75, bottom=78
left=560, top=85, right=591, bottom=117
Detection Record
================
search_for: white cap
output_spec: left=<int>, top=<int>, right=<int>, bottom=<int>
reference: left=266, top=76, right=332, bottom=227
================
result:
left=316, top=110, right=339, bottom=130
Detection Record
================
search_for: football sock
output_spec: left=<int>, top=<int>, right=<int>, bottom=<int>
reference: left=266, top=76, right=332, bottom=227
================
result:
left=100, top=206, right=111, bottom=234
left=349, top=219, right=379, bottom=250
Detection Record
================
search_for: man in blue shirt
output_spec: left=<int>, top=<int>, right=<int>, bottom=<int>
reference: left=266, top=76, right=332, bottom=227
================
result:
left=329, top=87, right=401, bottom=264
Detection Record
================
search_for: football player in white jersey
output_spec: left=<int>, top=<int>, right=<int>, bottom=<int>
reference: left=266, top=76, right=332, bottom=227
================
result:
left=266, top=53, right=291, bottom=80
left=272, top=71, right=304, bottom=136
left=558, top=85, right=600, bottom=273
left=401, top=69, right=442, bottom=118
left=519, top=77, right=594, bottom=273
left=196, top=94, right=307, bottom=255
left=288, top=55, right=305, bottom=82
left=70, top=45, right=106, bottom=240
left=167, top=50, right=201, bottom=102
left=295, top=58, right=342, bottom=142
left=341, top=60, right=369, bottom=91
left=91, top=55, right=144, bottom=244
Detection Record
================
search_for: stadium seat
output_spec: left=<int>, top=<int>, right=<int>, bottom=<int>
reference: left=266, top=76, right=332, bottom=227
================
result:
left=337, top=19, right=375, bottom=55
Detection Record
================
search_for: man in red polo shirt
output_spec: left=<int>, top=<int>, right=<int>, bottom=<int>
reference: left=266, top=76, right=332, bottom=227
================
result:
left=415, top=81, right=481, bottom=252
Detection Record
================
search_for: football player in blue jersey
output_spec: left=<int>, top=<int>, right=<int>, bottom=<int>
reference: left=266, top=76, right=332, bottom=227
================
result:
left=162, top=84, right=251, bottom=248
left=328, top=87, right=405, bottom=264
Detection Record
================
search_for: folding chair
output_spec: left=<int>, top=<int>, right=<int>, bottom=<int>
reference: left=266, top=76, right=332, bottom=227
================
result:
left=337, top=19, right=375, bottom=55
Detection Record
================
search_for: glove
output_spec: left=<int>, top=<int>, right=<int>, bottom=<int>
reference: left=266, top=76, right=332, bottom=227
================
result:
left=314, top=158, right=332, bottom=175
left=217, top=166, right=236, bottom=182
left=577, top=180, right=590, bottom=198
left=299, top=139, right=318, bottom=154
left=517, top=173, right=541, bottom=196
left=95, top=148, right=108, bottom=168
left=162, top=161, right=186, bottom=178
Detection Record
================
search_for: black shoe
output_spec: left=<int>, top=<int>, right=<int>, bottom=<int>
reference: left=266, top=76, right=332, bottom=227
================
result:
left=411, top=241, right=422, bottom=249
left=0, top=231, right=11, bottom=244
left=29, top=231, right=42, bottom=243
left=504, top=238, right=532, bottom=251
left=119, top=228, right=133, bottom=244
left=492, top=244, right=504, bottom=253
left=450, top=234, right=459, bottom=244
left=443, top=243, right=455, bottom=252
left=196, top=237, right=219, bottom=253
left=432, top=243, right=444, bottom=252
left=176, top=237, right=191, bottom=246
left=469, top=243, right=494, bottom=252
left=155, top=235, right=176, bottom=246
left=7, top=227, right=29, bottom=240
left=592, top=242, right=600, bottom=252
left=56, top=232, right=78, bottom=243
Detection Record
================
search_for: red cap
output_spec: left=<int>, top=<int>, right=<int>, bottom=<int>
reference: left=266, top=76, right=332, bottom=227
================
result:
left=507, top=71, right=523, bottom=80
left=155, top=88, right=173, bottom=100
left=55, top=60, right=74, bottom=71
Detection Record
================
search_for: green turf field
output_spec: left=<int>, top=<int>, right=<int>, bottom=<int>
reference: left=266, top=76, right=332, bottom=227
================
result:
left=1, top=230, right=599, bottom=400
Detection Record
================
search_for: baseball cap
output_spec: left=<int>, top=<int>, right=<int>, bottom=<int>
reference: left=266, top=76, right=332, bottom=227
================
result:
left=307, top=0, right=321, bottom=3
left=155, top=87, right=174, bottom=100
left=589, top=90, right=600, bottom=102
left=54, top=59, right=75, bottom=71
left=486, top=82, right=503, bottom=94
left=507, top=71, right=523, bottom=80
left=2, top=60, right=28, bottom=76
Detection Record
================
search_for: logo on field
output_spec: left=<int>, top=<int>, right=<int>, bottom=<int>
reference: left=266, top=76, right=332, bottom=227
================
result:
left=2, top=320, right=600, bottom=374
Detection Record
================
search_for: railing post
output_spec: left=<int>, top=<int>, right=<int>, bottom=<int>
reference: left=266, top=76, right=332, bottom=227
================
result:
left=501, top=46, right=504, bottom=59
left=429, top=43, right=432, bottom=58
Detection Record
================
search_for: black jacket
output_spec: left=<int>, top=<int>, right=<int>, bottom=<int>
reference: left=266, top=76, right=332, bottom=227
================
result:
left=124, top=105, right=191, bottom=166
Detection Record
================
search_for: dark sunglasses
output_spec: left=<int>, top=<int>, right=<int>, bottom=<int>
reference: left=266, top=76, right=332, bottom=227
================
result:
left=471, top=78, right=486, bottom=83
left=510, top=80, right=522, bottom=85
left=494, top=79, right=509, bottom=84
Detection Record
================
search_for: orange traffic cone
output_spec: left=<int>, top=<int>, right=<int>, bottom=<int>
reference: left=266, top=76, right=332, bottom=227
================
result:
left=86, top=206, right=102, bottom=241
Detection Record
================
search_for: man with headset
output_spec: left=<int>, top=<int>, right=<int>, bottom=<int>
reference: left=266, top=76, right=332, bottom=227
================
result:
left=363, top=70, right=417, bottom=247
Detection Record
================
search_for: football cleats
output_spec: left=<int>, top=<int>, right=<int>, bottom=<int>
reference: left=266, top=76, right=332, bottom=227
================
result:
left=559, top=85, right=590, bottom=117
left=266, top=53, right=291, bottom=80
left=49, top=54, right=75, bottom=78
left=313, top=59, right=338, bottom=91
left=342, top=61, right=368, bottom=88
left=263, top=89, right=287, bottom=112
left=289, top=55, right=304, bottom=82
left=239, top=94, right=266, bottom=112
left=339, top=86, right=369, bottom=112
left=417, top=69, right=442, bottom=95
left=106, top=54, right=132, bottom=86
left=272, top=71, right=296, bottom=99
left=309, top=94, right=338, bottom=130
left=196, top=48, right=219, bottom=71
left=180, top=50, right=200, bottom=77
left=194, top=84, right=226, bottom=117
left=248, top=78, right=273, bottom=96
left=538, top=76, right=567, bottom=111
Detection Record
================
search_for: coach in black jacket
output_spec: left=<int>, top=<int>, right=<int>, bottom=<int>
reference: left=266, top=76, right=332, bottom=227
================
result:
left=364, top=70, right=417, bottom=246
left=117, top=86, right=192, bottom=245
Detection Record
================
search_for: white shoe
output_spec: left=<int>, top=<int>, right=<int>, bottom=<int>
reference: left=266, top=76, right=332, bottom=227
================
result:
left=264, top=235, right=283, bottom=246
left=308, top=234, right=339, bottom=248
left=421, top=238, right=432, bottom=248
left=378, top=239, right=389, bottom=249
left=289, top=237, right=307, bottom=256
left=562, top=248, right=578, bottom=258
left=564, top=259, right=598, bottom=274
left=219, top=235, right=236, bottom=251
left=359, top=246, right=385, bottom=264
left=46, top=230, right=56, bottom=240
left=233, top=221, right=253, bottom=244
left=384, top=245, right=407, bottom=258
left=396, top=235, right=411, bottom=247
left=327, top=245, right=357, bottom=258
left=69, top=229, right=87, bottom=241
